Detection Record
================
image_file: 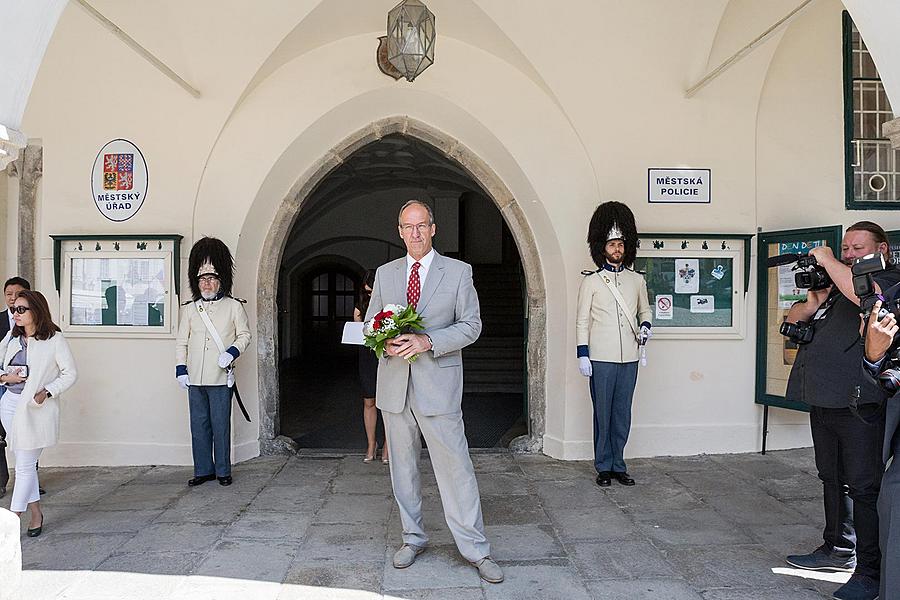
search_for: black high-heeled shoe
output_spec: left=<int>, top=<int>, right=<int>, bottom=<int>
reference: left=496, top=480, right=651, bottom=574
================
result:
left=27, top=515, right=43, bottom=538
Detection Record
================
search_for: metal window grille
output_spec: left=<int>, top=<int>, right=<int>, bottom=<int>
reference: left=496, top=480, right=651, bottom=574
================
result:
left=844, top=14, right=900, bottom=206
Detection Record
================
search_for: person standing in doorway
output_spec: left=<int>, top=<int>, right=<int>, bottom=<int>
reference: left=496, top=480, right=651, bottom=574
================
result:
left=0, top=290, right=77, bottom=537
left=175, top=237, right=251, bottom=487
left=354, top=269, right=388, bottom=464
left=576, top=201, right=652, bottom=488
left=366, top=200, right=503, bottom=584
left=0, top=277, right=32, bottom=499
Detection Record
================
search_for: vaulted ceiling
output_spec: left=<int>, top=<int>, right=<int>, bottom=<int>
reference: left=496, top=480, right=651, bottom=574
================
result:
left=287, top=133, right=483, bottom=243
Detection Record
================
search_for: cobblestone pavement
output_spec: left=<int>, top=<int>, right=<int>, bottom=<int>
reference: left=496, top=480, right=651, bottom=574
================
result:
left=3, top=448, right=849, bottom=599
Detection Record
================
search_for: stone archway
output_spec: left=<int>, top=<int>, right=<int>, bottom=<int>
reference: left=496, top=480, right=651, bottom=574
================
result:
left=256, top=116, right=546, bottom=454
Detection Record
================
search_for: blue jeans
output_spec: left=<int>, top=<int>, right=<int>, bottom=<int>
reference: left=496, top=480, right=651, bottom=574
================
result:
left=589, top=361, right=638, bottom=473
left=188, top=385, right=233, bottom=478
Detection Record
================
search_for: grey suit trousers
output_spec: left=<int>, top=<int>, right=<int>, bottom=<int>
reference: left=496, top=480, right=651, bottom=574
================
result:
left=384, top=400, right=490, bottom=562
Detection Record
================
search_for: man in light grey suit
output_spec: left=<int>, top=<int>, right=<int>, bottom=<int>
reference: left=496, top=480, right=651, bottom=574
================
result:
left=366, top=200, right=503, bottom=584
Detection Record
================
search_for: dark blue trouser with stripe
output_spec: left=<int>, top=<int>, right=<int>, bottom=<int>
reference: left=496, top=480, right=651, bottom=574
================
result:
left=589, top=361, right=638, bottom=474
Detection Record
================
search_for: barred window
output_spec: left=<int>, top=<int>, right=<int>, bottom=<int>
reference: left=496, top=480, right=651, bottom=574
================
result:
left=843, top=12, right=900, bottom=208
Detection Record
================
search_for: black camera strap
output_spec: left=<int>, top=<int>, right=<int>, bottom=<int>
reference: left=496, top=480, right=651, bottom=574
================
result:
left=806, top=289, right=840, bottom=330
left=850, top=384, right=887, bottom=424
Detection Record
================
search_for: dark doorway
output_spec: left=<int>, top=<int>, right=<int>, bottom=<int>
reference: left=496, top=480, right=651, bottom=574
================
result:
left=277, top=134, right=527, bottom=450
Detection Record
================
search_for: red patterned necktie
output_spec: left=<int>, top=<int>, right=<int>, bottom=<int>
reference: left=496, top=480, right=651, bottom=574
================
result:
left=407, top=262, right=421, bottom=308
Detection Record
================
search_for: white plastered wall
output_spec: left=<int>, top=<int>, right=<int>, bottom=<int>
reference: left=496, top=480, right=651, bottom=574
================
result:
left=193, top=36, right=582, bottom=463
left=756, top=0, right=900, bottom=449
left=11, top=0, right=890, bottom=465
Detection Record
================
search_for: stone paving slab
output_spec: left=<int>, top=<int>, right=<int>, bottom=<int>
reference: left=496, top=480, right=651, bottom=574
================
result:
left=5, top=448, right=846, bottom=599
left=632, top=507, right=757, bottom=546
left=482, top=562, right=593, bottom=600
left=484, top=524, right=566, bottom=561
left=194, top=538, right=298, bottom=582
left=547, top=505, right=641, bottom=542
left=585, top=578, right=703, bottom=600
left=284, top=558, right=384, bottom=591
left=96, top=550, right=205, bottom=575
left=568, top=539, right=677, bottom=580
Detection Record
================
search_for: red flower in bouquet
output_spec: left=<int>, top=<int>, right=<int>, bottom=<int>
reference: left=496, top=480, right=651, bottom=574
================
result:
left=364, top=304, right=426, bottom=362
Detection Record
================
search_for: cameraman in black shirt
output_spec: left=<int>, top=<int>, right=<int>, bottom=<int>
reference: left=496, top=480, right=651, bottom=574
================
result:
left=784, top=222, right=900, bottom=600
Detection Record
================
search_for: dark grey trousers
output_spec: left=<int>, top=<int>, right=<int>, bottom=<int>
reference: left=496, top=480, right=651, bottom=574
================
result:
left=879, top=455, right=900, bottom=599
left=0, top=388, right=9, bottom=490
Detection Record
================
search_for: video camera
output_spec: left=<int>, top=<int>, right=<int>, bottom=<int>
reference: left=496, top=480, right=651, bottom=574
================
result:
left=765, top=253, right=832, bottom=291
left=779, top=320, right=814, bottom=345
left=848, top=253, right=900, bottom=393
left=767, top=252, right=832, bottom=344
left=851, top=253, right=895, bottom=319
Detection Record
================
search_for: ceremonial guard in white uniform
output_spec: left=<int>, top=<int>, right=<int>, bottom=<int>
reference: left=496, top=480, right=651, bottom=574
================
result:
left=576, top=201, right=652, bottom=487
left=175, top=237, right=251, bottom=487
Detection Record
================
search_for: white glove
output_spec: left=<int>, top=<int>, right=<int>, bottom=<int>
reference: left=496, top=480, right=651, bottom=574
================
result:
left=226, top=368, right=235, bottom=389
left=578, top=357, right=592, bottom=377
left=177, top=374, right=191, bottom=389
left=218, top=352, right=234, bottom=368
left=639, top=325, right=652, bottom=345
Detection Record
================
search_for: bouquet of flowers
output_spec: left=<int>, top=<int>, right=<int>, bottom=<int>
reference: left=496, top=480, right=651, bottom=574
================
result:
left=364, top=303, right=426, bottom=362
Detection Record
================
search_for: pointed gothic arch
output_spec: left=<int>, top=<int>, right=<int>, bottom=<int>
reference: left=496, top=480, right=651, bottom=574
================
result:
left=255, top=117, right=547, bottom=454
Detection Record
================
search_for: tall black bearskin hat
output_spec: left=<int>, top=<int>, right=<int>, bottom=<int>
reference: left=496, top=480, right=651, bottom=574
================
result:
left=587, top=201, right=638, bottom=269
left=188, top=237, right=234, bottom=300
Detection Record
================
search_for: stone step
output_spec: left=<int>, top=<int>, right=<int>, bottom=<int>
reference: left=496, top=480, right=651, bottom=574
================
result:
left=463, top=382, right=525, bottom=393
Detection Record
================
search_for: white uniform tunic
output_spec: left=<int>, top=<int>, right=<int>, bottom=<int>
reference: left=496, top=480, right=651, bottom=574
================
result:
left=175, top=297, right=251, bottom=386
left=576, top=266, right=652, bottom=363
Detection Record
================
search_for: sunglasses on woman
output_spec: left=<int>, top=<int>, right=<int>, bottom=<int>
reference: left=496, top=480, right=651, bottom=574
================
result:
left=11, top=305, right=31, bottom=314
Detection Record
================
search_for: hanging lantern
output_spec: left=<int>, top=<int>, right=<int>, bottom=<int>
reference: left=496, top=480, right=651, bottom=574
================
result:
left=386, top=0, right=435, bottom=82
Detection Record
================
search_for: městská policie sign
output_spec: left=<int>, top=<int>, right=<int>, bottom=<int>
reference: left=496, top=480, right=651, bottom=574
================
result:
left=91, top=139, right=148, bottom=221
left=648, top=168, right=710, bottom=204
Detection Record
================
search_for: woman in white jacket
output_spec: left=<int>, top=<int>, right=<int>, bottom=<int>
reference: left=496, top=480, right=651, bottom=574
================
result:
left=0, top=290, right=77, bottom=537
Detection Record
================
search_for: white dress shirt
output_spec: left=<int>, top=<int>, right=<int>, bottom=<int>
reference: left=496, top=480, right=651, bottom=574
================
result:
left=5, top=309, right=12, bottom=330
left=406, top=248, right=436, bottom=293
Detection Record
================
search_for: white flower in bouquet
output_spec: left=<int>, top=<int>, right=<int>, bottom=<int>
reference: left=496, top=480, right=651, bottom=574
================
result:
left=382, top=317, right=398, bottom=332
left=363, top=320, right=376, bottom=336
left=383, top=303, right=405, bottom=314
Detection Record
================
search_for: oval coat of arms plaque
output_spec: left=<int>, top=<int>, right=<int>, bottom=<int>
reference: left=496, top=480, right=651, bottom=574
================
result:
left=91, top=138, right=149, bottom=222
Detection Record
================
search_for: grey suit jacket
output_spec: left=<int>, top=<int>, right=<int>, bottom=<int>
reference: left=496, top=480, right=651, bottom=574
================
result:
left=365, top=252, right=482, bottom=416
